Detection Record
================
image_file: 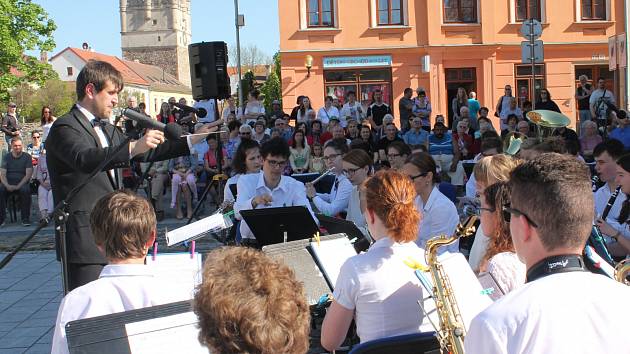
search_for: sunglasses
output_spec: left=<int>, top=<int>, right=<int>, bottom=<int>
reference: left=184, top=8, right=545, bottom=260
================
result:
left=502, top=205, right=538, bottom=228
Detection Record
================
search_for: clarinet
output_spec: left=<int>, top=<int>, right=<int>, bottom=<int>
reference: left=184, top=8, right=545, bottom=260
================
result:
left=592, top=175, right=602, bottom=192
left=602, top=185, right=622, bottom=221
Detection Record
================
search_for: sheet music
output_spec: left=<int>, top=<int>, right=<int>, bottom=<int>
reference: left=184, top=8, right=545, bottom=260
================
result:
left=310, top=237, right=357, bottom=288
left=125, top=312, right=207, bottom=353
left=145, top=253, right=202, bottom=302
left=166, top=213, right=227, bottom=246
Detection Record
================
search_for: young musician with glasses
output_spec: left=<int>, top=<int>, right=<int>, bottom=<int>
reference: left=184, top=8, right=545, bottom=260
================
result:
left=401, top=152, right=459, bottom=253
left=386, top=140, right=411, bottom=171
left=477, top=182, right=525, bottom=293
left=234, top=138, right=317, bottom=242
left=599, top=153, right=630, bottom=254
left=465, top=153, right=630, bottom=353
left=341, top=149, right=373, bottom=235
left=306, top=138, right=352, bottom=216
left=321, top=170, right=424, bottom=350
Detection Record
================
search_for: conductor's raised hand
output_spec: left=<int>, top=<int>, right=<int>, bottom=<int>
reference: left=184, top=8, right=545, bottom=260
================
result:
left=130, top=129, right=165, bottom=157
left=191, top=123, right=220, bottom=145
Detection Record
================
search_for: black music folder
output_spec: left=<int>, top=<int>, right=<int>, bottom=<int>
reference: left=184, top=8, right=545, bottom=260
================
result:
left=291, top=172, right=336, bottom=193
left=240, top=206, right=319, bottom=247
left=65, top=301, right=206, bottom=354
left=316, top=214, right=372, bottom=253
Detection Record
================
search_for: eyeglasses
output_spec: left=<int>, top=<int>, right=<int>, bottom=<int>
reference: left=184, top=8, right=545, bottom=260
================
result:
left=32, top=136, right=40, bottom=139
left=475, top=207, right=495, bottom=216
left=8, top=105, right=16, bottom=108
left=387, top=153, right=401, bottom=159
left=342, top=167, right=361, bottom=176
left=502, top=205, right=538, bottom=228
left=240, top=132, right=251, bottom=135
left=265, top=159, right=287, bottom=168
left=408, top=171, right=429, bottom=181
left=324, top=153, right=340, bottom=161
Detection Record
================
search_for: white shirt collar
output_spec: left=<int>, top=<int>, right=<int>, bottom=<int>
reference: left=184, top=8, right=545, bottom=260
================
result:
left=99, top=264, right=155, bottom=278
left=369, top=236, right=396, bottom=250
left=75, top=103, right=96, bottom=123
left=255, top=171, right=289, bottom=193
left=419, top=186, right=440, bottom=211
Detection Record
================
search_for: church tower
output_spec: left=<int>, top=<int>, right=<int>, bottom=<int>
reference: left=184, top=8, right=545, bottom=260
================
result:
left=119, top=0, right=192, bottom=87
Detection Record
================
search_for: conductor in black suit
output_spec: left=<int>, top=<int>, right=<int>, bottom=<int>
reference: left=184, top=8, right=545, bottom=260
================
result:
left=46, top=60, right=215, bottom=291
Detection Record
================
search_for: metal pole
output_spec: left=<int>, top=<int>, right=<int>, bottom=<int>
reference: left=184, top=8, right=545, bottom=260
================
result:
left=530, top=19, right=536, bottom=110
left=234, top=0, right=243, bottom=111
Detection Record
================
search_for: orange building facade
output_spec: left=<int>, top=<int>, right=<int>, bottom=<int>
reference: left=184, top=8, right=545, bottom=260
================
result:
left=278, top=0, right=625, bottom=129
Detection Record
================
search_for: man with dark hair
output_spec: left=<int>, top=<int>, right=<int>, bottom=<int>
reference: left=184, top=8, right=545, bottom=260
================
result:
left=466, top=153, right=630, bottom=353
left=2, top=102, right=21, bottom=150
left=592, top=139, right=627, bottom=257
left=234, top=137, right=317, bottom=241
left=398, top=88, right=415, bottom=133
left=367, top=89, right=391, bottom=133
left=306, top=138, right=352, bottom=216
left=52, top=191, right=170, bottom=354
left=46, top=60, right=214, bottom=290
left=590, top=77, right=616, bottom=121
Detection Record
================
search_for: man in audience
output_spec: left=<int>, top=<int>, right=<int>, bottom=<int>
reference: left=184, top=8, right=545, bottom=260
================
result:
left=52, top=191, right=170, bottom=354
left=465, top=153, right=630, bottom=353
left=274, top=117, right=293, bottom=142
left=194, top=247, right=310, bottom=354
left=340, top=91, right=364, bottom=122
left=398, top=87, right=415, bottom=133
left=592, top=139, right=628, bottom=257
left=590, top=77, right=616, bottom=122
left=306, top=138, right=352, bottom=216
left=234, top=138, right=317, bottom=242
left=0, top=137, right=32, bottom=226
left=2, top=102, right=21, bottom=150
left=429, top=122, right=465, bottom=186
left=608, top=110, right=630, bottom=149
left=377, top=123, right=403, bottom=163
left=403, top=116, right=429, bottom=149
left=367, top=89, right=392, bottom=134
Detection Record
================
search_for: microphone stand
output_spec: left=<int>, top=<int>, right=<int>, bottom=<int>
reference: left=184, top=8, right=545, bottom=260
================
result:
left=0, top=135, right=133, bottom=296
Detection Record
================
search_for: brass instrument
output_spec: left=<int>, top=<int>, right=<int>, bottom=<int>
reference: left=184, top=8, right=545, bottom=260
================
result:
left=424, top=216, right=478, bottom=354
left=526, top=109, right=571, bottom=142
left=615, top=259, right=630, bottom=285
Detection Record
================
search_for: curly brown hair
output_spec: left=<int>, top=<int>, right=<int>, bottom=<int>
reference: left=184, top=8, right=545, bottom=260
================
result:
left=193, top=247, right=310, bottom=354
left=480, top=182, right=514, bottom=269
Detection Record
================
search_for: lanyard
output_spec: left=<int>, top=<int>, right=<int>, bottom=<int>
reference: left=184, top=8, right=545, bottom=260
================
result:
left=526, top=254, right=585, bottom=283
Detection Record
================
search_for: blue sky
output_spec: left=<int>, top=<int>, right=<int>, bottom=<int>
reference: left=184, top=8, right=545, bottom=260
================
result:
left=34, top=0, right=280, bottom=58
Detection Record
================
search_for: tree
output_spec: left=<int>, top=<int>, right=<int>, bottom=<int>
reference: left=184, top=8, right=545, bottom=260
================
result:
left=240, top=70, right=257, bottom=107
left=261, top=52, right=282, bottom=112
left=0, top=0, right=57, bottom=103
left=228, top=43, right=271, bottom=73
left=10, top=78, right=75, bottom=122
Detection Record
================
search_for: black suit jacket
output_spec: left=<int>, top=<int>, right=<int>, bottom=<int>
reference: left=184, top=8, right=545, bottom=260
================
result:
left=46, top=105, right=190, bottom=264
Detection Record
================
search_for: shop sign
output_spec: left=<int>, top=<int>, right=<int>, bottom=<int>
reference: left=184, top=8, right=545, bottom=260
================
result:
left=323, top=55, right=392, bottom=69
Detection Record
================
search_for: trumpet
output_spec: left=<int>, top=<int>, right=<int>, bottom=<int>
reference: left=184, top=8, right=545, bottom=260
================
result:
left=615, top=259, right=630, bottom=285
left=309, top=168, right=335, bottom=185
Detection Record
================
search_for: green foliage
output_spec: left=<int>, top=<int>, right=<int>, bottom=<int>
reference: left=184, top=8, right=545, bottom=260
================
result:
left=261, top=72, right=281, bottom=113
left=11, top=78, right=75, bottom=122
left=239, top=70, right=257, bottom=106
left=0, top=0, right=57, bottom=103
left=273, top=51, right=281, bottom=79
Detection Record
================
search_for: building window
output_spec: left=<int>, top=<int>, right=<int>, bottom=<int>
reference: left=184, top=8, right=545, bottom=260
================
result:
left=515, top=0, right=541, bottom=21
left=66, top=67, right=73, bottom=76
left=307, top=0, right=334, bottom=27
left=324, top=68, right=392, bottom=106
left=152, top=19, right=157, bottom=25
left=378, top=0, right=404, bottom=25
left=443, top=0, right=477, bottom=23
left=581, top=0, right=606, bottom=20
left=515, top=64, right=545, bottom=107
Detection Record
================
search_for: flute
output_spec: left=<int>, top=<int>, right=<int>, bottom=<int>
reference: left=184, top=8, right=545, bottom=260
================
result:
left=309, top=168, right=335, bottom=185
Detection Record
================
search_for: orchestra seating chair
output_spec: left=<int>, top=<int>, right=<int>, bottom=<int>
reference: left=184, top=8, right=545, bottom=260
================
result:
left=348, top=332, right=440, bottom=354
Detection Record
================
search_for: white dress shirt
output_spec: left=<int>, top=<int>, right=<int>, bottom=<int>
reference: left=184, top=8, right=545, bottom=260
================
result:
left=340, top=101, right=365, bottom=122
left=334, top=237, right=426, bottom=343
left=465, top=271, right=630, bottom=354
left=234, top=171, right=317, bottom=239
left=313, top=173, right=352, bottom=216
left=415, top=186, right=460, bottom=253
left=345, top=185, right=367, bottom=231
left=317, top=106, right=341, bottom=126
left=51, top=264, right=175, bottom=354
left=594, top=183, right=630, bottom=241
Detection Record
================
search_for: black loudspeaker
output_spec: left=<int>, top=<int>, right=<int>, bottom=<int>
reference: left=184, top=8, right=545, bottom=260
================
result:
left=188, top=41, right=231, bottom=100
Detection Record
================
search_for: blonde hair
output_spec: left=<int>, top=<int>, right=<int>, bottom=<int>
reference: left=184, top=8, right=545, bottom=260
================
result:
left=473, top=154, right=522, bottom=187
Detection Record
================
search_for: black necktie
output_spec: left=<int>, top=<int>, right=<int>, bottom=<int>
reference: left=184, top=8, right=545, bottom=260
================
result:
left=91, top=118, right=106, bottom=128
left=334, top=178, right=339, bottom=191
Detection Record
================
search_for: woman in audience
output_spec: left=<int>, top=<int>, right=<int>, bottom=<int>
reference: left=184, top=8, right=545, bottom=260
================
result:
left=468, top=154, right=522, bottom=272
left=289, top=130, right=310, bottom=174
left=353, top=125, right=379, bottom=163
left=309, top=142, right=326, bottom=174
left=224, top=139, right=262, bottom=204
left=169, top=154, right=197, bottom=219
left=478, top=182, right=526, bottom=293
left=194, top=247, right=310, bottom=354
left=535, top=88, right=561, bottom=113
left=202, top=135, right=228, bottom=207
left=296, top=96, right=313, bottom=123
left=386, top=140, right=411, bottom=171
left=453, top=120, right=475, bottom=160
left=307, top=119, right=324, bottom=146
left=402, top=152, right=460, bottom=253
left=242, top=89, right=265, bottom=124
left=580, top=120, right=602, bottom=162
left=321, top=170, right=424, bottom=349
left=252, top=120, right=270, bottom=145
left=36, top=149, right=53, bottom=223
left=40, top=106, right=56, bottom=143
left=317, top=95, right=340, bottom=126
left=342, top=149, right=373, bottom=234
left=451, top=87, right=468, bottom=129
left=156, top=102, right=175, bottom=125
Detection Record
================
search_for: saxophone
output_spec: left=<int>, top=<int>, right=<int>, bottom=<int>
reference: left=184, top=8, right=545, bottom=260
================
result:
left=424, top=215, right=478, bottom=354
left=615, top=259, right=630, bottom=285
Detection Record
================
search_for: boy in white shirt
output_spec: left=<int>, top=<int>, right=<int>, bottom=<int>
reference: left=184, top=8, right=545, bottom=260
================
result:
left=52, top=191, right=169, bottom=354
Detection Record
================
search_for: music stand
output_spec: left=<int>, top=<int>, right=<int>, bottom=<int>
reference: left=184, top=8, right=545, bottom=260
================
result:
left=240, top=206, right=319, bottom=247
left=316, top=214, right=372, bottom=253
